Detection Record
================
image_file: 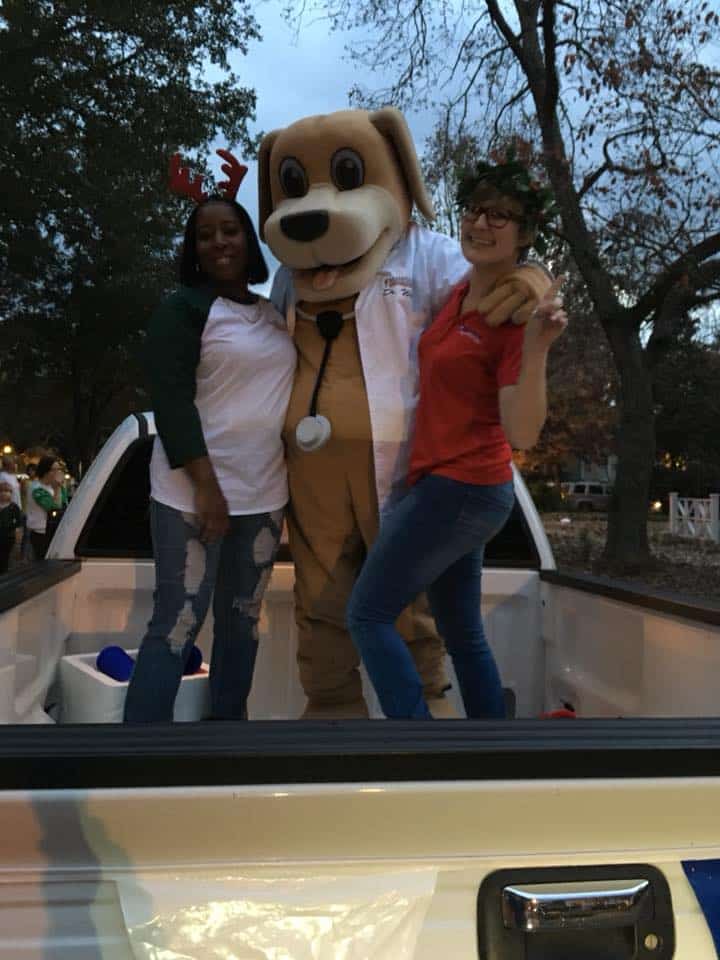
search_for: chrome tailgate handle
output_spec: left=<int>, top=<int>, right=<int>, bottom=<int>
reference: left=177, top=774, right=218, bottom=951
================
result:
left=502, top=878, right=650, bottom=931
left=478, top=865, right=675, bottom=959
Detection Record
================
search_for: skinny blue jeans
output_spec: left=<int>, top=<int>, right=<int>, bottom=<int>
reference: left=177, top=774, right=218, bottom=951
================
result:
left=124, top=499, right=283, bottom=722
left=346, top=474, right=514, bottom=719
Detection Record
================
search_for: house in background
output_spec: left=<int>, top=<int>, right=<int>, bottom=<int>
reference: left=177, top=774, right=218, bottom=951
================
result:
left=560, top=454, right=617, bottom=485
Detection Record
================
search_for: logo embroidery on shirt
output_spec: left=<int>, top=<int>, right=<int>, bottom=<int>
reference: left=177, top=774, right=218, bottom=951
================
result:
left=381, top=275, right=413, bottom=298
left=457, top=322, right=484, bottom=344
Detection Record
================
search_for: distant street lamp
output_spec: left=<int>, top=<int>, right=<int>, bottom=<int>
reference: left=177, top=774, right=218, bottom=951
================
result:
left=2, top=445, right=12, bottom=455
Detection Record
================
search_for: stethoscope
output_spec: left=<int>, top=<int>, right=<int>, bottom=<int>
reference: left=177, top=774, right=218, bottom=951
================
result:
left=294, top=305, right=355, bottom=452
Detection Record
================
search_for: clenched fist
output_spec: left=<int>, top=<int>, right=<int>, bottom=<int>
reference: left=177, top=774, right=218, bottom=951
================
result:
left=477, top=263, right=553, bottom=327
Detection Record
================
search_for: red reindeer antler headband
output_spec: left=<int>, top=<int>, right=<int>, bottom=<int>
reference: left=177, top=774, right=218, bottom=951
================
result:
left=169, top=149, right=248, bottom=203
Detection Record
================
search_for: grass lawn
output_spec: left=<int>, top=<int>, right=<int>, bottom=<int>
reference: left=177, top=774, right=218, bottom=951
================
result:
left=542, top=512, right=720, bottom=606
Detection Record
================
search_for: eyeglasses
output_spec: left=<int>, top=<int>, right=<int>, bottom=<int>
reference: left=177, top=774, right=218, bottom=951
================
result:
left=461, top=204, right=522, bottom=228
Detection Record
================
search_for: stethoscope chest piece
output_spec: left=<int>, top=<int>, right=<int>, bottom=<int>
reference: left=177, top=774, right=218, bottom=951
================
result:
left=294, top=307, right=350, bottom=453
left=296, top=414, right=332, bottom=452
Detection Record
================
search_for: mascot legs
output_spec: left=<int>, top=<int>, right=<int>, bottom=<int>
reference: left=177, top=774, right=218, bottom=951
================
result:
left=286, top=489, right=369, bottom=718
left=287, top=454, right=452, bottom=719
left=396, top=600, right=456, bottom=716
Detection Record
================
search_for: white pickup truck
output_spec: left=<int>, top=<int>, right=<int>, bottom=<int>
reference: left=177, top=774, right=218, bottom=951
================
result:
left=1, top=412, right=719, bottom=959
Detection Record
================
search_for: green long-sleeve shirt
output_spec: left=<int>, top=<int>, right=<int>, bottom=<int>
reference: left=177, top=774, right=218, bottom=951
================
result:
left=144, top=285, right=216, bottom=469
left=32, top=486, right=68, bottom=512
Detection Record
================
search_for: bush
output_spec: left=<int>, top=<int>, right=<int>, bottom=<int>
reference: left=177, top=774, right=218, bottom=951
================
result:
left=526, top=479, right=564, bottom=512
left=652, top=461, right=720, bottom=505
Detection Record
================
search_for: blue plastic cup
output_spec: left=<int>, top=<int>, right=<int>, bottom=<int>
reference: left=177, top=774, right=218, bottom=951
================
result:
left=96, top=646, right=135, bottom=682
left=184, top=645, right=203, bottom=675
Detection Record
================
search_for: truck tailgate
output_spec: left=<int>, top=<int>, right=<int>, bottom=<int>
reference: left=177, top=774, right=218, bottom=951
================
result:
left=1, top=720, right=719, bottom=957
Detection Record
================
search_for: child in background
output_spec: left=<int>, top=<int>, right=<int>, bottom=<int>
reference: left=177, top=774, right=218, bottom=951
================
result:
left=0, top=480, right=23, bottom=573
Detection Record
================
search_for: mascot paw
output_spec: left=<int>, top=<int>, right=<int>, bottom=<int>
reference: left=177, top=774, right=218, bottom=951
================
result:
left=301, top=698, right=370, bottom=720
left=426, top=695, right=459, bottom=719
left=479, top=264, right=554, bottom=327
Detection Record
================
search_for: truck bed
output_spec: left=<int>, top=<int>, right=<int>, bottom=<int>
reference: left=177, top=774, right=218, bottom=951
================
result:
left=3, top=413, right=720, bottom=957
left=0, top=556, right=544, bottom=723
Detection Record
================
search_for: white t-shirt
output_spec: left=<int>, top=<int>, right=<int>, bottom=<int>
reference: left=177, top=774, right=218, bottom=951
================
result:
left=150, top=296, right=296, bottom=516
left=0, top=471, right=21, bottom=509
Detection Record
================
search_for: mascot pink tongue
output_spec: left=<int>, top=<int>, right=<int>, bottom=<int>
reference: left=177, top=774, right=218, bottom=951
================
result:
left=259, top=107, right=551, bottom=719
left=311, top=269, right=339, bottom=291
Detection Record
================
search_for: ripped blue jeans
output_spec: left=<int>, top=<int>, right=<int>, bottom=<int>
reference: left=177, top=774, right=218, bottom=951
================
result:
left=124, top=498, right=283, bottom=722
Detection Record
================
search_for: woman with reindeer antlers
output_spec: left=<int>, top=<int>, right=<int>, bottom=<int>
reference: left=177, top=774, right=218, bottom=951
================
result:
left=124, top=151, right=296, bottom=723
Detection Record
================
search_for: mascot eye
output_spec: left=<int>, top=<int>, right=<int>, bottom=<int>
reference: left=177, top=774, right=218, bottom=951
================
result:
left=279, top=157, right=308, bottom=198
left=331, top=148, right=364, bottom=191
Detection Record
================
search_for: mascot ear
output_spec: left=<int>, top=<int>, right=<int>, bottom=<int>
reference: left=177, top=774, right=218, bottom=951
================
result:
left=257, top=128, right=281, bottom=241
left=369, top=107, right=435, bottom=221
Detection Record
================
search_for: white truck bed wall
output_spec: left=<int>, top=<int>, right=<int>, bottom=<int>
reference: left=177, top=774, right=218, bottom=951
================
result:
left=7, top=557, right=718, bottom=725
left=8, top=413, right=720, bottom=724
left=0, top=569, right=77, bottom=724
left=0, top=559, right=546, bottom=722
left=542, top=572, right=720, bottom=717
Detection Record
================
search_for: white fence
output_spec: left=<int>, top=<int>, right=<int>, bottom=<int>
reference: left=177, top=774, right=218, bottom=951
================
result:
left=669, top=492, right=720, bottom=543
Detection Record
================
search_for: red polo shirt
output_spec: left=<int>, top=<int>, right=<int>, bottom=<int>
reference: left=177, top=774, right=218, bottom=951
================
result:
left=407, top=280, right=524, bottom=487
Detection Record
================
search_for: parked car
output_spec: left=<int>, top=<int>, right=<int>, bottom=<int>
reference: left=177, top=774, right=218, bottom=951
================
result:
left=561, top=480, right=612, bottom=511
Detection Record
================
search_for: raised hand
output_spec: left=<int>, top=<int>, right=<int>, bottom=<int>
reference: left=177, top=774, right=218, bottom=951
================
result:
left=522, top=275, right=568, bottom=355
left=479, top=264, right=553, bottom=327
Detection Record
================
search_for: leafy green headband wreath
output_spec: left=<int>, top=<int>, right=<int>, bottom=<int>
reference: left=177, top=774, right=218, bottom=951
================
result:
left=456, top=144, right=559, bottom=255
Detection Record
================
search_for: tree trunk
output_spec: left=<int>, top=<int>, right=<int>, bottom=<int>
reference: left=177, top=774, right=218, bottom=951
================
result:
left=70, top=384, right=104, bottom=478
left=601, top=319, right=655, bottom=573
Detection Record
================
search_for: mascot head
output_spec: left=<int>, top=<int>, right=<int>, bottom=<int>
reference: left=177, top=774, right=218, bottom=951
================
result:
left=258, top=108, right=435, bottom=302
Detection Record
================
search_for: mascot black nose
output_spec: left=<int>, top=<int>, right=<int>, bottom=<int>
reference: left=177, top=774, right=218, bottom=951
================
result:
left=280, top=211, right=329, bottom=242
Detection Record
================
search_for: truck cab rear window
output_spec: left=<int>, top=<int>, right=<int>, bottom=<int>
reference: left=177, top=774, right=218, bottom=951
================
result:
left=75, top=438, right=540, bottom=568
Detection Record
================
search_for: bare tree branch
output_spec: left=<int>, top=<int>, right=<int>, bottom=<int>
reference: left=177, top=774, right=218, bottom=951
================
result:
left=541, top=0, right=560, bottom=126
left=631, top=234, right=720, bottom=324
left=447, top=42, right=509, bottom=114
left=578, top=161, right=610, bottom=199
left=485, top=0, right=523, bottom=59
left=695, top=257, right=720, bottom=292
left=491, top=83, right=531, bottom=142
left=446, top=13, right=488, bottom=86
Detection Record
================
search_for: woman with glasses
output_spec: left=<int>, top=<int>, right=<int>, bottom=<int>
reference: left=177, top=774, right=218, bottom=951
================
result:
left=346, top=153, right=567, bottom=719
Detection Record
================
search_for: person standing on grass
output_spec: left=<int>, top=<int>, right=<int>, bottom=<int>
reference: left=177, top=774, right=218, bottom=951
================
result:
left=0, top=455, right=21, bottom=509
left=25, top=456, right=68, bottom=560
left=19, top=462, right=37, bottom=562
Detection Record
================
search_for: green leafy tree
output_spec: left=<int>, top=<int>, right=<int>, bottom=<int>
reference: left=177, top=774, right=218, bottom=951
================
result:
left=0, top=0, right=261, bottom=471
left=653, top=327, right=720, bottom=473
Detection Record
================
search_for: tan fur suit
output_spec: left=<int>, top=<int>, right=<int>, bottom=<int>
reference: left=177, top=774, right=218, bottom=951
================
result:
left=259, top=108, right=550, bottom=718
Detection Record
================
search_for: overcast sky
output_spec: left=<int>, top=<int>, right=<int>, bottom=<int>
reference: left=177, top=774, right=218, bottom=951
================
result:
left=206, top=1, right=438, bottom=291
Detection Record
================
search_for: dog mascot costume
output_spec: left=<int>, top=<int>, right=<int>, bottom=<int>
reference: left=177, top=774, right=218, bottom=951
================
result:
left=259, top=107, right=550, bottom=718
